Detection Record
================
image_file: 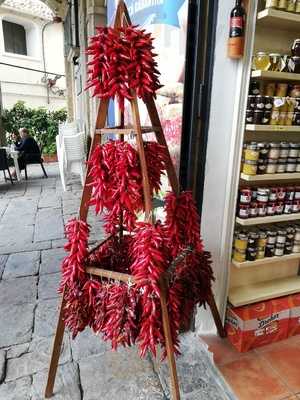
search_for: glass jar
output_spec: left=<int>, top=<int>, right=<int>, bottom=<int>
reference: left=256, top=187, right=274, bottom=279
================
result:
left=278, top=0, right=288, bottom=8
left=247, top=95, right=256, bottom=110
left=266, top=159, right=278, bottom=173
left=293, top=112, right=300, bottom=125
left=250, top=201, right=258, bottom=217
left=296, top=159, right=300, bottom=172
left=258, top=142, right=269, bottom=160
left=262, top=111, right=271, bottom=125
left=277, top=229, right=287, bottom=244
left=253, top=110, right=264, bottom=124
left=292, top=240, right=300, bottom=253
left=295, top=98, right=300, bottom=111
left=243, top=160, right=257, bottom=175
left=246, top=109, right=254, bottom=124
left=287, top=0, right=296, bottom=11
left=269, top=143, right=280, bottom=159
left=266, top=0, right=278, bottom=7
left=267, top=202, right=276, bottom=216
left=250, top=81, right=261, bottom=95
left=276, top=201, right=284, bottom=214
left=295, top=226, right=300, bottom=240
left=239, top=188, right=252, bottom=204
left=295, top=186, right=300, bottom=199
left=246, top=247, right=257, bottom=261
left=265, top=82, right=276, bottom=96
left=257, top=160, right=268, bottom=174
left=267, top=229, right=277, bottom=244
left=276, top=159, right=287, bottom=173
left=275, top=243, right=285, bottom=257
left=255, top=95, right=266, bottom=110
left=258, top=231, right=267, bottom=248
left=234, top=233, right=248, bottom=251
left=276, top=84, right=288, bottom=97
left=286, top=158, right=297, bottom=172
left=258, top=202, right=267, bottom=216
left=293, top=200, right=300, bottom=213
left=289, top=143, right=300, bottom=158
left=280, top=142, right=290, bottom=158
left=265, top=244, right=275, bottom=257
left=277, top=187, right=286, bottom=200
left=287, top=98, right=296, bottom=113
left=253, top=52, right=270, bottom=71
left=264, top=96, right=273, bottom=110
left=233, top=248, right=246, bottom=262
left=257, top=187, right=270, bottom=203
left=268, top=187, right=278, bottom=201
left=286, top=112, right=294, bottom=126
left=296, top=0, right=300, bottom=12
left=278, top=112, right=287, bottom=125
left=284, top=200, right=293, bottom=214
left=270, top=110, right=280, bottom=125
left=238, top=204, right=250, bottom=219
left=286, top=186, right=295, bottom=200
left=288, top=56, right=300, bottom=73
left=269, top=53, right=282, bottom=71
left=245, top=144, right=259, bottom=161
left=291, top=39, right=300, bottom=57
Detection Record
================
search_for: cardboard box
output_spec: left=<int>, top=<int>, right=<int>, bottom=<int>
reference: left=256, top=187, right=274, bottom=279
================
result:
left=288, top=293, right=300, bottom=337
left=226, top=297, right=290, bottom=352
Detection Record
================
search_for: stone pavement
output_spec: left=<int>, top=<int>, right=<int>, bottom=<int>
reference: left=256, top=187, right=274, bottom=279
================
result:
left=0, top=163, right=235, bottom=400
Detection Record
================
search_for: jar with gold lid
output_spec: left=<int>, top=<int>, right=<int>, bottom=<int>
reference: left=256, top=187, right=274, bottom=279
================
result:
left=253, top=52, right=270, bottom=71
left=287, top=0, right=296, bottom=11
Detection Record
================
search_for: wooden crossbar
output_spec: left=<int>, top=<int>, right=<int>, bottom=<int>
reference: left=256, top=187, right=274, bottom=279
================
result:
left=95, top=126, right=160, bottom=135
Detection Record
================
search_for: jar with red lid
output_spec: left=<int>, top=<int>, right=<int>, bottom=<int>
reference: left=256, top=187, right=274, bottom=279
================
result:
left=238, top=204, right=250, bottom=219
left=267, top=202, right=276, bottom=216
left=295, top=186, right=300, bottom=200
left=258, top=202, right=267, bottom=217
left=269, top=187, right=278, bottom=202
left=249, top=202, right=258, bottom=217
left=284, top=201, right=293, bottom=214
left=276, top=201, right=284, bottom=215
left=285, top=186, right=295, bottom=201
left=239, top=188, right=252, bottom=204
left=277, top=187, right=286, bottom=200
left=257, top=187, right=269, bottom=203
left=293, top=201, right=300, bottom=213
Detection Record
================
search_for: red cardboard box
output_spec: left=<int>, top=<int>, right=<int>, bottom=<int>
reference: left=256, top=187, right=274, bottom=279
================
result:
left=226, top=297, right=290, bottom=352
left=288, top=293, right=300, bottom=337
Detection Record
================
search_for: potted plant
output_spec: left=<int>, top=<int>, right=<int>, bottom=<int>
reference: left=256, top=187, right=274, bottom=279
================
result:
left=42, top=143, right=58, bottom=163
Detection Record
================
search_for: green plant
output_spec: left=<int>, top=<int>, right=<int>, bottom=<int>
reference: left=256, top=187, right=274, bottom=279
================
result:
left=1, top=101, right=67, bottom=154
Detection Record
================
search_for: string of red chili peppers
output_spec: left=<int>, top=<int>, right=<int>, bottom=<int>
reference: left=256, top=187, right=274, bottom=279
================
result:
left=86, top=26, right=161, bottom=110
left=60, top=191, right=214, bottom=358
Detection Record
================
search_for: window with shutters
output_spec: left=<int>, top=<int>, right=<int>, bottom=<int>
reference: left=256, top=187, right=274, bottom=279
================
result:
left=2, top=20, right=27, bottom=56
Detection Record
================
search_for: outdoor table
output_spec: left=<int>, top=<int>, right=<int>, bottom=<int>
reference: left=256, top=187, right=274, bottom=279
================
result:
left=0, top=147, right=21, bottom=181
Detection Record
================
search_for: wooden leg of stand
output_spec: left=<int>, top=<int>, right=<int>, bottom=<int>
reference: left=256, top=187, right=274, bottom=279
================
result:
left=207, top=293, right=227, bottom=338
left=44, top=293, right=66, bottom=398
left=159, top=280, right=181, bottom=400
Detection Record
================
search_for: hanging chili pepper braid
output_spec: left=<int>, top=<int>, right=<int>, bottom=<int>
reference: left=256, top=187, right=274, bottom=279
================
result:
left=86, top=26, right=161, bottom=110
left=59, top=219, right=91, bottom=338
left=88, top=141, right=168, bottom=234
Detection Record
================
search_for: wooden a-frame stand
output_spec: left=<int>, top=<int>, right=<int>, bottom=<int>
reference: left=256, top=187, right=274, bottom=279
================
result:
left=45, top=2, right=226, bottom=399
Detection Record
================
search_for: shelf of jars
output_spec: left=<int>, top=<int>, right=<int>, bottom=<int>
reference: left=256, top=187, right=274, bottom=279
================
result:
left=232, top=252, right=300, bottom=268
left=252, top=70, right=300, bottom=81
left=236, top=212, right=300, bottom=226
left=246, top=124, right=300, bottom=132
left=240, top=172, right=300, bottom=181
left=228, top=275, right=300, bottom=307
left=257, top=8, right=300, bottom=32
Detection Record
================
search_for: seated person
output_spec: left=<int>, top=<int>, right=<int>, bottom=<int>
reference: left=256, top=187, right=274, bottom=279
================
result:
left=11, top=128, right=41, bottom=177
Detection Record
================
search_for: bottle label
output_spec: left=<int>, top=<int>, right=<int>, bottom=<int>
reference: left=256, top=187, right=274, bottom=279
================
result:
left=231, top=16, right=244, bottom=29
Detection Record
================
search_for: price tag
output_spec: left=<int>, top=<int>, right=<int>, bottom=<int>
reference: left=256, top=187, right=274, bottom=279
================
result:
left=274, top=97, right=285, bottom=108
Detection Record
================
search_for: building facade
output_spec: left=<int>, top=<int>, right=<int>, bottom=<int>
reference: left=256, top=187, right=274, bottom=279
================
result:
left=0, top=0, right=66, bottom=111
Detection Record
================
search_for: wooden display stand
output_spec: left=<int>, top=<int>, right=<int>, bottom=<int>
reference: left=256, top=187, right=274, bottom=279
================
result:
left=45, top=2, right=226, bottom=399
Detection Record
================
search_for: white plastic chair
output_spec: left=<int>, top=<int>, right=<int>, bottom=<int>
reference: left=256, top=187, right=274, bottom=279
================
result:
left=63, top=131, right=86, bottom=187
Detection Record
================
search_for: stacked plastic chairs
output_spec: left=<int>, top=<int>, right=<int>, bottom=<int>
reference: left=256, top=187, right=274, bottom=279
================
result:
left=56, top=121, right=86, bottom=191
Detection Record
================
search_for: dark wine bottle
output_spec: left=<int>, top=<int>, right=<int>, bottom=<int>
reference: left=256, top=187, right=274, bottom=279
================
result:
left=228, top=0, right=246, bottom=59
left=229, top=0, right=245, bottom=38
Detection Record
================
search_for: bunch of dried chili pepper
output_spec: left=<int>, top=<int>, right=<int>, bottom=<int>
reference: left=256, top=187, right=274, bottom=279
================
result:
left=86, top=26, right=161, bottom=110
left=88, top=140, right=167, bottom=234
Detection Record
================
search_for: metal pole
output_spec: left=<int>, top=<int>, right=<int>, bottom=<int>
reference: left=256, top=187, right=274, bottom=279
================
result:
left=0, top=80, right=5, bottom=146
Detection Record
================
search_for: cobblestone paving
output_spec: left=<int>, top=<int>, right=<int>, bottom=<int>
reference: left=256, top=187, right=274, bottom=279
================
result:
left=0, top=163, right=235, bottom=400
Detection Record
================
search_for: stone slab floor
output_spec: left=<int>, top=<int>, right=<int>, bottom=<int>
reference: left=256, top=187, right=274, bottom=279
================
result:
left=0, top=163, right=235, bottom=400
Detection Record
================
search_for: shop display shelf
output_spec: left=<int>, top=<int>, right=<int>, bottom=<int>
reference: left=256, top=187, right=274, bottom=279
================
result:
left=257, top=8, right=300, bottom=32
left=232, top=252, right=300, bottom=268
left=245, top=124, right=300, bottom=132
left=228, top=275, right=300, bottom=307
left=251, top=70, right=300, bottom=82
left=240, top=172, right=300, bottom=181
left=236, top=213, right=300, bottom=226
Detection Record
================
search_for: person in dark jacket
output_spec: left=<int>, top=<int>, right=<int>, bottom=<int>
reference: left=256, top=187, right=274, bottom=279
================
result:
left=11, top=128, right=41, bottom=177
